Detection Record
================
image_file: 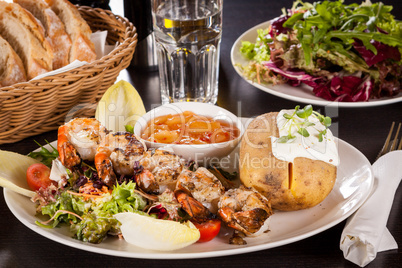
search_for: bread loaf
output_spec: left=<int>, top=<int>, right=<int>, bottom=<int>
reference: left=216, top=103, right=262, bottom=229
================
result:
left=0, top=1, right=53, bottom=80
left=45, top=0, right=96, bottom=63
left=14, top=0, right=72, bottom=70
left=0, top=34, right=27, bottom=87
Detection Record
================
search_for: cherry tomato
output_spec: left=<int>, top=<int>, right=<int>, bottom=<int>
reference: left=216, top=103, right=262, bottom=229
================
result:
left=26, top=163, right=53, bottom=191
left=192, top=219, right=221, bottom=243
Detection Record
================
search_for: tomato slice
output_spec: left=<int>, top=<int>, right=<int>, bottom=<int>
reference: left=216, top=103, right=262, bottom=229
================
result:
left=26, top=163, right=54, bottom=191
left=192, top=219, right=221, bottom=243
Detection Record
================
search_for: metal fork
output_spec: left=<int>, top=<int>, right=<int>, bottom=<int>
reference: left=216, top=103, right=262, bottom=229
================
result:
left=375, top=122, right=402, bottom=161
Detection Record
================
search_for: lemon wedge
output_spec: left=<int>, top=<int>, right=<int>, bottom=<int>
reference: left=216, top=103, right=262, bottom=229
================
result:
left=95, top=80, right=146, bottom=132
left=0, top=150, right=38, bottom=198
left=114, top=212, right=200, bottom=251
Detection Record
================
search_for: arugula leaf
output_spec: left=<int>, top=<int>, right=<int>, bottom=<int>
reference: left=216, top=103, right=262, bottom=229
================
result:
left=28, top=140, right=59, bottom=167
left=283, top=12, right=303, bottom=28
left=283, top=0, right=402, bottom=66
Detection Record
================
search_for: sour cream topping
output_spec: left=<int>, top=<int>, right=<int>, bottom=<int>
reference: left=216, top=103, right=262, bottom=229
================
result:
left=270, top=109, right=339, bottom=166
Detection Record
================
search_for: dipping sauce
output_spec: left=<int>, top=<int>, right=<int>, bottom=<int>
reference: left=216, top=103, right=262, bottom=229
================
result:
left=141, top=111, right=240, bottom=144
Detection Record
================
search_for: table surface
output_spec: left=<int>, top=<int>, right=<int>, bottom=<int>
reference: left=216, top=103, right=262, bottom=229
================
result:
left=1, top=0, right=401, bottom=267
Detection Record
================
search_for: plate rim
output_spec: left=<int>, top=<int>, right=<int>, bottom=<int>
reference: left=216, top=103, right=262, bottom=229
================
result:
left=230, top=20, right=402, bottom=108
left=3, top=133, right=374, bottom=259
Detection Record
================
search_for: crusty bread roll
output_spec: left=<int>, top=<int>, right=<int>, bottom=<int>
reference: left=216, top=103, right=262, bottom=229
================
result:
left=0, top=1, right=53, bottom=80
left=45, top=0, right=96, bottom=63
left=0, top=34, right=27, bottom=87
left=14, top=0, right=72, bottom=70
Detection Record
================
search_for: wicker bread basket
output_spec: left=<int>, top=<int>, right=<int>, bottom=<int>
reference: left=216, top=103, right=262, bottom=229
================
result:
left=0, top=6, right=138, bottom=144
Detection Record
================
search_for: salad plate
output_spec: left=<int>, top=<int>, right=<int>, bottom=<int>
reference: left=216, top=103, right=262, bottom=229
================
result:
left=3, top=118, right=374, bottom=259
left=231, top=20, right=402, bottom=108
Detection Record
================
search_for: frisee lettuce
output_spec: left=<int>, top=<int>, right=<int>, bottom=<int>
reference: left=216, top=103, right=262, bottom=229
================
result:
left=240, top=28, right=271, bottom=63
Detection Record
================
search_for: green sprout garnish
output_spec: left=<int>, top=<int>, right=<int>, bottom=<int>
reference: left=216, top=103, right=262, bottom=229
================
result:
left=278, top=105, right=332, bottom=143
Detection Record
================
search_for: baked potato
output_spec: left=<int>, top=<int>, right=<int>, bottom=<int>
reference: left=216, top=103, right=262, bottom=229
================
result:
left=239, top=112, right=337, bottom=211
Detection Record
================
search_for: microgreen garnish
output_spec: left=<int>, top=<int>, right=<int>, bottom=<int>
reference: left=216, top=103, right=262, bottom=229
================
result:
left=278, top=105, right=331, bottom=143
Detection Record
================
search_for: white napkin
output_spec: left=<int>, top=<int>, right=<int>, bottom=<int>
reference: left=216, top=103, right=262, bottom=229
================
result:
left=90, top=30, right=117, bottom=60
left=32, top=31, right=117, bottom=80
left=340, top=150, right=402, bottom=267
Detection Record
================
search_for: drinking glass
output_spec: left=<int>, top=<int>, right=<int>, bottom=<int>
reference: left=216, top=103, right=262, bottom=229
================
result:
left=151, top=0, right=223, bottom=104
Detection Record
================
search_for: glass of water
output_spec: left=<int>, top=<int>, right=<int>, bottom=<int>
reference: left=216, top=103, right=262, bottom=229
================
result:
left=151, top=0, right=223, bottom=104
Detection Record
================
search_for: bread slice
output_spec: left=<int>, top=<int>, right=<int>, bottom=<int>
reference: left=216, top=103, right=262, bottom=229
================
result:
left=45, top=0, right=96, bottom=63
left=0, top=34, right=27, bottom=87
left=0, top=2, right=53, bottom=80
left=14, top=0, right=72, bottom=70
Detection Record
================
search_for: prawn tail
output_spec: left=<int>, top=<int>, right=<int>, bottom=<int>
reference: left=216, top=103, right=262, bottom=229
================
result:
left=175, top=190, right=212, bottom=222
left=95, top=150, right=117, bottom=188
left=219, top=207, right=269, bottom=235
left=136, top=169, right=160, bottom=195
left=58, top=125, right=81, bottom=169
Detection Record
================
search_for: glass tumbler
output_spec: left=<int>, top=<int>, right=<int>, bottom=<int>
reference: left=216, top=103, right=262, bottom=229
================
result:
left=151, top=0, right=223, bottom=104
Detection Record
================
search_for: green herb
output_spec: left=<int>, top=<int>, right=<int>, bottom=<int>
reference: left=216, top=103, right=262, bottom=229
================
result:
left=283, top=0, right=402, bottom=65
left=28, top=140, right=59, bottom=167
left=278, top=105, right=331, bottom=143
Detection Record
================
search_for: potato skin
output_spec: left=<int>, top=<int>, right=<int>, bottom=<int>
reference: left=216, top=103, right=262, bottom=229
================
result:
left=239, top=112, right=337, bottom=211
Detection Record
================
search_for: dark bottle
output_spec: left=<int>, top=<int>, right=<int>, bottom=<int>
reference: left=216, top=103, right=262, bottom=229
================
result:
left=68, top=0, right=110, bottom=10
left=124, top=0, right=158, bottom=70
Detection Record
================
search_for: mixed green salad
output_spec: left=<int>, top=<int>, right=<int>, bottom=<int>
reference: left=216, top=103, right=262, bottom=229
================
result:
left=240, top=0, right=402, bottom=102
left=31, top=147, right=150, bottom=244
left=28, top=144, right=186, bottom=244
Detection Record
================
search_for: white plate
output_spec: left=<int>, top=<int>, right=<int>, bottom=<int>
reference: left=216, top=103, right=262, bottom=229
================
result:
left=231, top=20, right=402, bottom=107
left=3, top=118, right=373, bottom=259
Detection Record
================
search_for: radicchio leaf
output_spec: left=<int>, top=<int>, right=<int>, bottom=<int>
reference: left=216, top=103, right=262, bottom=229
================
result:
left=313, top=76, right=373, bottom=102
left=264, top=61, right=320, bottom=84
left=353, top=39, right=401, bottom=67
left=269, top=16, right=292, bottom=36
left=264, top=61, right=374, bottom=102
left=375, top=60, right=402, bottom=97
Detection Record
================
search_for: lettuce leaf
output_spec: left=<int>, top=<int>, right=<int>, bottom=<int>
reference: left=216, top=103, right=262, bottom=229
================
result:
left=37, top=181, right=147, bottom=243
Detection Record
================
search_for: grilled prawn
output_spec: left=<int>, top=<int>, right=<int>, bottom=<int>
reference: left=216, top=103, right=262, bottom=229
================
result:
left=218, top=185, right=273, bottom=236
left=95, top=132, right=146, bottom=187
left=57, top=118, right=107, bottom=169
left=136, top=149, right=187, bottom=194
left=176, top=167, right=225, bottom=214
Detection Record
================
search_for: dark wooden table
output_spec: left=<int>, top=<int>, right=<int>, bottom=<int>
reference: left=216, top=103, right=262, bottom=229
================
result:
left=1, top=0, right=401, bottom=267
